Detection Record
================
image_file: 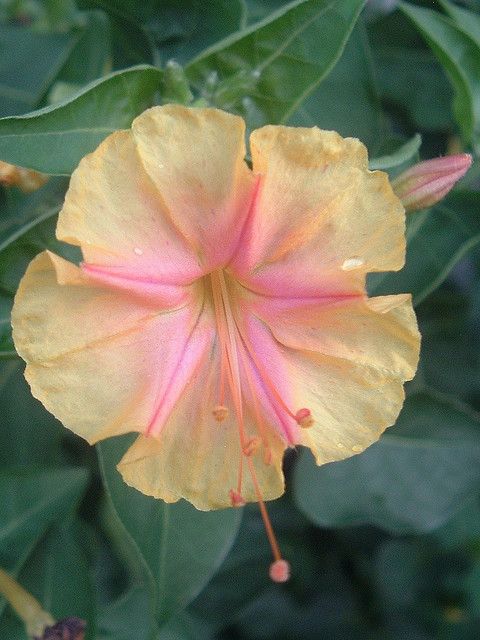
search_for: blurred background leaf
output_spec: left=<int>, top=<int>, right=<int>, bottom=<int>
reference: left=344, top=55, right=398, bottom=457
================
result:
left=369, top=190, right=480, bottom=305
left=98, top=435, right=242, bottom=629
left=186, top=0, right=365, bottom=129
left=0, top=65, right=162, bottom=174
left=293, top=390, right=480, bottom=534
left=400, top=1, right=480, bottom=153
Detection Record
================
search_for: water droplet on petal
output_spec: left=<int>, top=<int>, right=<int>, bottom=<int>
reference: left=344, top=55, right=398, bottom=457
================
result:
left=352, top=445, right=363, bottom=452
left=133, top=247, right=143, bottom=256
left=341, top=257, right=364, bottom=271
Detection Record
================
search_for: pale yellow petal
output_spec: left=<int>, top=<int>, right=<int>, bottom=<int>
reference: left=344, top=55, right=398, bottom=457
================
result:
left=57, top=129, right=202, bottom=284
left=253, top=293, right=420, bottom=382
left=131, top=105, right=255, bottom=268
left=12, top=251, right=205, bottom=444
left=285, top=346, right=410, bottom=465
left=231, top=125, right=405, bottom=296
left=118, top=341, right=286, bottom=510
left=237, top=302, right=419, bottom=467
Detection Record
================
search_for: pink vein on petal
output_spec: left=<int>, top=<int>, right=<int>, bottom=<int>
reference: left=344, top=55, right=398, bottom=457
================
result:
left=227, top=174, right=263, bottom=270
left=81, top=262, right=189, bottom=306
left=145, top=309, right=214, bottom=437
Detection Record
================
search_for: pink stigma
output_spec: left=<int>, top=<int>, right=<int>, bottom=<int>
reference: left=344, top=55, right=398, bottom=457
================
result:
left=269, top=559, right=291, bottom=583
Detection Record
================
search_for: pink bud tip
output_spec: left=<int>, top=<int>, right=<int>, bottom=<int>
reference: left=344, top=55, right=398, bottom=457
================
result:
left=269, top=559, right=291, bottom=583
left=392, top=153, right=472, bottom=212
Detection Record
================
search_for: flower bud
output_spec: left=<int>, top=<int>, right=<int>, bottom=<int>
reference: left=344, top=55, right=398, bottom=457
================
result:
left=37, top=617, right=86, bottom=640
left=391, top=153, right=472, bottom=212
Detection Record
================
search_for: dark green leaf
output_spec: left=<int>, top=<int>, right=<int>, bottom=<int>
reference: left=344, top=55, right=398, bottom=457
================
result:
left=14, top=518, right=96, bottom=640
left=374, top=44, right=454, bottom=132
left=0, top=467, right=89, bottom=622
left=98, top=435, right=242, bottom=625
left=400, top=1, right=480, bottom=151
left=0, top=362, right=66, bottom=466
left=0, top=65, right=162, bottom=175
left=157, top=611, right=214, bottom=640
left=439, top=0, right=480, bottom=45
left=417, top=289, right=480, bottom=405
left=289, top=19, right=386, bottom=153
left=97, top=587, right=152, bottom=640
left=369, top=191, right=480, bottom=305
left=59, top=10, right=112, bottom=85
left=0, top=467, right=89, bottom=569
left=293, top=390, right=480, bottom=534
left=152, top=0, right=247, bottom=65
left=369, top=133, right=421, bottom=171
left=186, top=0, right=365, bottom=129
left=0, top=25, right=79, bottom=116
left=244, top=0, right=291, bottom=24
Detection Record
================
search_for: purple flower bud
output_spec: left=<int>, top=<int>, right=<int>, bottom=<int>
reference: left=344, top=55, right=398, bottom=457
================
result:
left=35, top=617, right=86, bottom=640
left=392, top=154, right=472, bottom=212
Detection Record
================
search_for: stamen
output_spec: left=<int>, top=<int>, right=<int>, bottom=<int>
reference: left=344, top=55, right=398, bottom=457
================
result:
left=295, top=407, right=314, bottom=428
left=229, top=489, right=246, bottom=507
left=263, top=447, right=272, bottom=466
left=213, top=405, right=229, bottom=422
left=236, top=322, right=311, bottom=436
left=210, top=269, right=290, bottom=582
left=237, top=343, right=271, bottom=453
left=243, top=437, right=262, bottom=457
left=246, top=455, right=290, bottom=584
left=237, top=325, right=298, bottom=422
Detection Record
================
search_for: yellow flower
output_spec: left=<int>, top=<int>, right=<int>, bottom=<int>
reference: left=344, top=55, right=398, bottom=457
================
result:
left=12, top=105, right=420, bottom=579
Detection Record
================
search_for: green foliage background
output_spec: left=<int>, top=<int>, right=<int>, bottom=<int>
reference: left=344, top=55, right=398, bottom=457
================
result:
left=0, top=0, right=480, bottom=638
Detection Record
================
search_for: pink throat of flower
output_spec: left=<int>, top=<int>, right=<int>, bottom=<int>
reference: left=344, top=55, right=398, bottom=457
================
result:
left=209, top=269, right=314, bottom=583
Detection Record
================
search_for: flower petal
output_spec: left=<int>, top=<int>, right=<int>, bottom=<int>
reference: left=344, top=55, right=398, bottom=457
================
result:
left=118, top=340, right=286, bottom=510
left=131, top=105, right=256, bottom=269
left=251, top=293, right=420, bottom=382
left=57, top=129, right=202, bottom=286
left=230, top=126, right=405, bottom=296
left=238, top=302, right=419, bottom=465
left=12, top=251, right=207, bottom=444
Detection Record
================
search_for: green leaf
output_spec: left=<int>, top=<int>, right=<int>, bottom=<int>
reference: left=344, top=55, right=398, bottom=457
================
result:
left=439, top=0, right=480, bottom=45
left=289, top=19, right=387, bottom=153
left=0, top=467, right=89, bottom=569
left=0, top=362, right=66, bottom=466
left=293, top=389, right=480, bottom=534
left=417, top=290, right=480, bottom=405
left=369, top=133, right=421, bottom=171
left=0, top=65, right=162, bottom=175
left=399, top=1, right=480, bottom=151
left=368, top=191, right=480, bottom=305
left=97, top=587, right=152, bottom=640
left=153, top=0, right=247, bottom=65
left=0, top=467, right=89, bottom=622
left=186, top=0, right=365, bottom=129
left=0, top=25, right=79, bottom=116
left=58, top=10, right=112, bottom=85
left=97, top=435, right=242, bottom=625
left=374, top=45, right=453, bottom=132
left=16, top=518, right=95, bottom=639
